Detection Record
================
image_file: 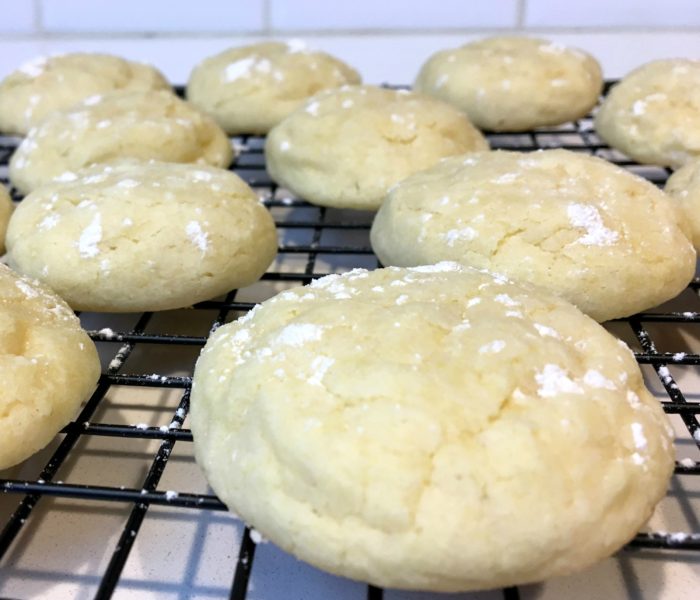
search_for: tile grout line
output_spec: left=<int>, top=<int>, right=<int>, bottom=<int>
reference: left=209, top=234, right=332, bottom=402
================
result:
left=3, top=25, right=700, bottom=41
left=32, top=0, right=43, bottom=34
left=516, top=0, right=526, bottom=29
left=262, top=0, right=271, bottom=35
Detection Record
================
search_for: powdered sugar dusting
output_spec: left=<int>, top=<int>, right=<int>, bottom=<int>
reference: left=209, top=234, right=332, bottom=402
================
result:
left=444, top=227, right=478, bottom=246
left=18, top=56, right=48, bottom=78
left=535, top=364, right=584, bottom=397
left=39, top=213, right=60, bottom=231
left=77, top=213, right=102, bottom=258
left=408, top=261, right=463, bottom=274
left=583, top=369, right=616, bottom=390
left=15, top=280, right=39, bottom=298
left=567, top=203, right=619, bottom=246
left=185, top=221, right=208, bottom=253
left=308, top=355, right=334, bottom=386
left=275, top=323, right=323, bottom=347
left=631, top=422, right=647, bottom=450
left=479, top=340, right=506, bottom=354
left=533, top=323, right=560, bottom=338
left=224, top=57, right=256, bottom=82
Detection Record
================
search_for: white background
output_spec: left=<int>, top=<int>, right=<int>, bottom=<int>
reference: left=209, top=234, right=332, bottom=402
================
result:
left=1, top=0, right=700, bottom=83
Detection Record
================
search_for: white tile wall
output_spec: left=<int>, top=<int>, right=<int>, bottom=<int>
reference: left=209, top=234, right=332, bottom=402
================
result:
left=41, top=0, right=265, bottom=33
left=4, top=0, right=700, bottom=35
left=1, top=1, right=700, bottom=83
left=525, top=0, right=700, bottom=28
left=268, top=0, right=519, bottom=30
left=0, top=0, right=34, bottom=32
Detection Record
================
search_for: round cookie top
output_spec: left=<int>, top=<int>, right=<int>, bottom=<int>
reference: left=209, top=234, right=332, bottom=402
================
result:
left=0, top=263, right=100, bottom=469
left=265, top=85, right=488, bottom=210
left=665, top=158, right=700, bottom=248
left=414, top=36, right=603, bottom=131
left=191, top=263, right=674, bottom=592
left=9, top=89, right=233, bottom=195
left=6, top=160, right=277, bottom=312
left=187, top=41, right=361, bottom=135
left=595, top=59, right=700, bottom=168
left=0, top=52, right=170, bottom=135
left=370, top=150, right=695, bottom=322
left=0, top=185, right=14, bottom=254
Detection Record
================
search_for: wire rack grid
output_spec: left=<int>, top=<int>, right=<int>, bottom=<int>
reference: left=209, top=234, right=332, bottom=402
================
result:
left=0, top=85, right=698, bottom=600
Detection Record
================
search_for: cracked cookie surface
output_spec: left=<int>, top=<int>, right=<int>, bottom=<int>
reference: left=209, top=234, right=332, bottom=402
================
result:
left=6, top=161, right=276, bottom=312
left=265, top=85, right=488, bottom=210
left=191, top=263, right=674, bottom=591
left=371, top=149, right=695, bottom=321
left=0, top=263, right=99, bottom=469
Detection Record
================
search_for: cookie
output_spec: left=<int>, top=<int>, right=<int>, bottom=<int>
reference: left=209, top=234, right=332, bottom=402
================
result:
left=191, top=263, right=674, bottom=592
left=370, top=150, right=694, bottom=321
left=665, top=158, right=700, bottom=248
left=414, top=36, right=603, bottom=131
left=265, top=85, right=488, bottom=210
left=0, top=52, right=169, bottom=135
left=9, top=90, right=233, bottom=194
left=595, top=60, right=700, bottom=168
left=187, top=41, right=361, bottom=134
left=0, top=185, right=14, bottom=254
left=0, top=264, right=100, bottom=469
left=5, top=161, right=277, bottom=312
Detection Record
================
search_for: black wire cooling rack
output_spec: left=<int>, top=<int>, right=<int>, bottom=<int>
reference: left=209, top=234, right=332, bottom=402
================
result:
left=0, top=85, right=699, bottom=600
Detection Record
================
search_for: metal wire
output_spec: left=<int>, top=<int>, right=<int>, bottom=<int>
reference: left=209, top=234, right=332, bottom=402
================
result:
left=0, top=84, right=698, bottom=599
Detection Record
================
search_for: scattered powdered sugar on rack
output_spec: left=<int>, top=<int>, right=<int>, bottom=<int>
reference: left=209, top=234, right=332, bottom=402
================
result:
left=164, top=490, right=178, bottom=501
left=679, top=457, right=696, bottom=468
left=566, top=203, right=619, bottom=246
left=249, top=529, right=267, bottom=544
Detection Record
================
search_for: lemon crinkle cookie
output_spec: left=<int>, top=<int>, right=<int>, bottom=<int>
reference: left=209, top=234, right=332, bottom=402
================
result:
left=191, top=263, right=674, bottom=592
left=0, top=185, right=14, bottom=254
left=595, top=60, right=700, bottom=168
left=0, top=52, right=170, bottom=135
left=5, top=161, right=277, bottom=312
left=187, top=41, right=361, bottom=135
left=265, top=85, right=488, bottom=210
left=370, top=149, right=694, bottom=322
left=415, top=36, right=602, bottom=131
left=9, top=90, right=233, bottom=194
left=0, top=264, right=100, bottom=470
left=665, top=158, right=700, bottom=249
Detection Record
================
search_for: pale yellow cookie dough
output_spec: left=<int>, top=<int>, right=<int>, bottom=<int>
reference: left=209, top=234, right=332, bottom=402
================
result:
left=9, top=90, right=233, bottom=194
left=370, top=150, right=695, bottom=322
left=191, top=263, right=674, bottom=592
left=595, top=60, right=700, bottom=168
left=265, top=85, right=488, bottom=210
left=0, top=185, right=14, bottom=254
left=415, top=36, right=602, bottom=131
left=0, top=52, right=170, bottom=135
left=187, top=41, right=361, bottom=135
left=665, top=158, right=700, bottom=249
left=0, top=263, right=100, bottom=469
left=5, top=161, right=277, bottom=312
